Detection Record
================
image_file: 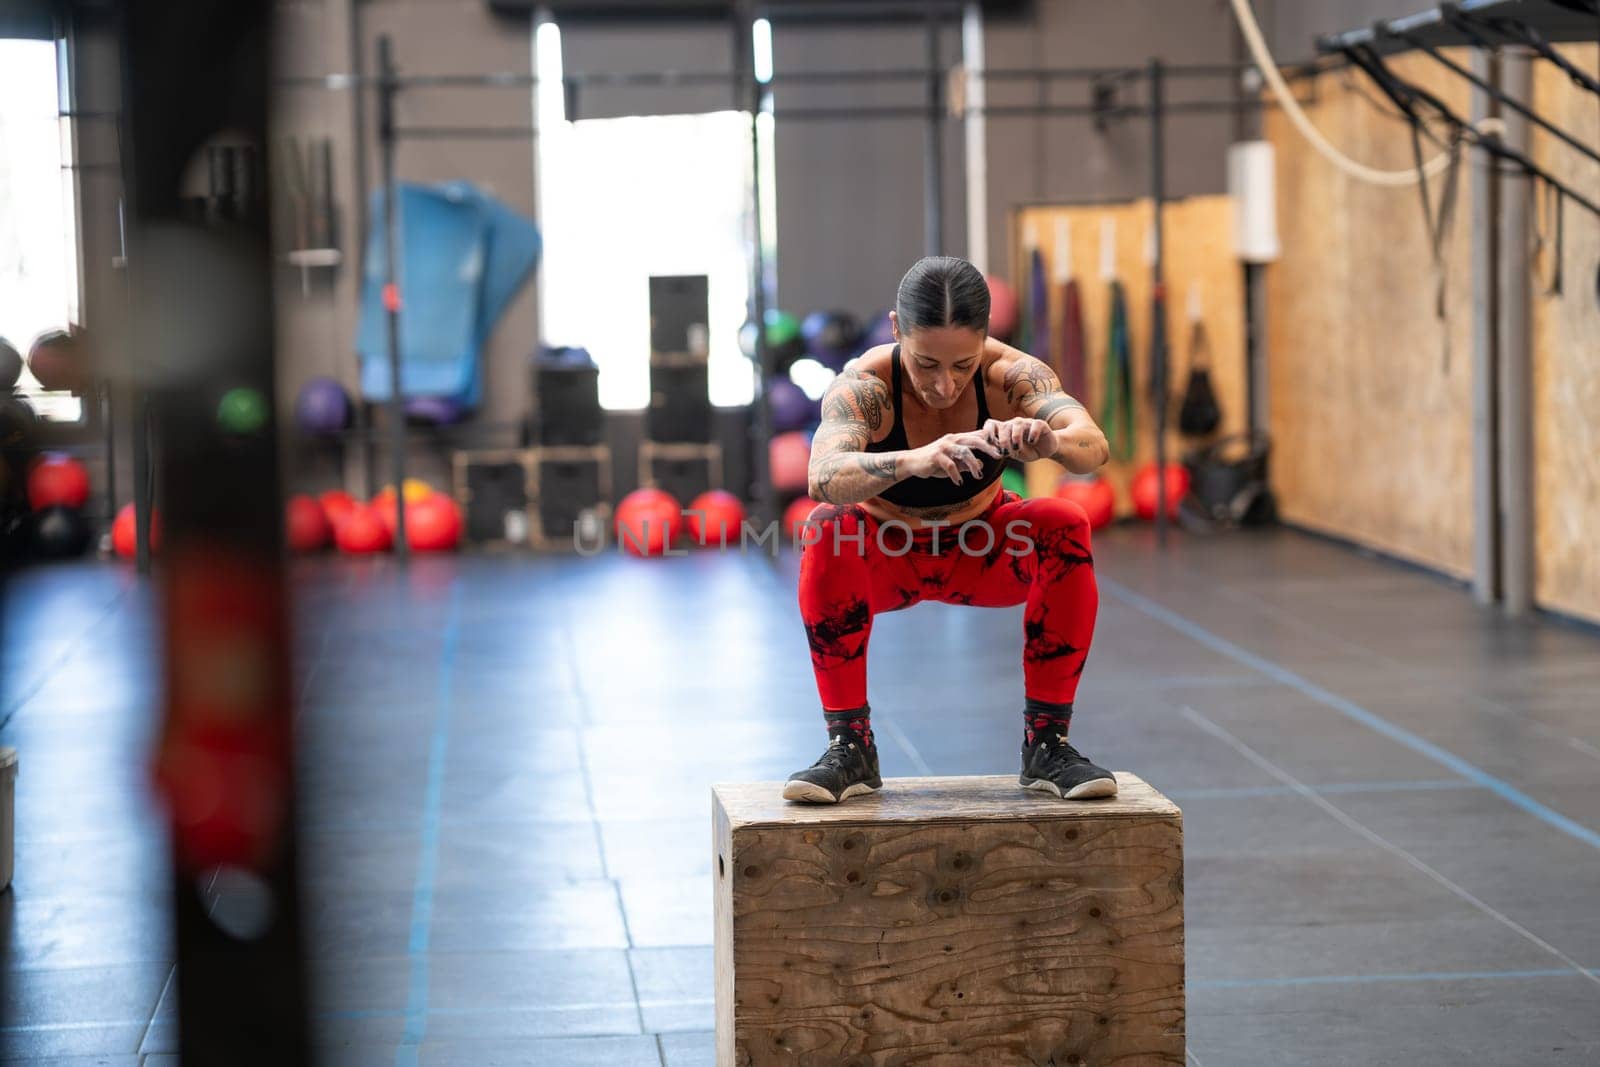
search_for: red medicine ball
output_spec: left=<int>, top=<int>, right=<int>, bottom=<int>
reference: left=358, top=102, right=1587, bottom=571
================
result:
left=615, top=488, right=682, bottom=557
left=335, top=503, right=392, bottom=554
left=1131, top=462, right=1191, bottom=521
left=286, top=495, right=331, bottom=552
left=406, top=493, right=462, bottom=552
left=687, top=490, right=746, bottom=548
left=319, top=489, right=356, bottom=531
left=112, top=503, right=161, bottom=559
left=1054, top=476, right=1115, bottom=530
left=27, top=455, right=91, bottom=511
left=784, top=496, right=819, bottom=544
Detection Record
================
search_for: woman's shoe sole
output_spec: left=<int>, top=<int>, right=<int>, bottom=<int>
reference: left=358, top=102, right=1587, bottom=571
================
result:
left=1019, top=775, right=1119, bottom=800
left=782, top=780, right=880, bottom=804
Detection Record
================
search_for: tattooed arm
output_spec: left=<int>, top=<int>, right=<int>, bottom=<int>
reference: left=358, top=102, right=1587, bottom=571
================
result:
left=993, top=352, right=1109, bottom=475
left=806, top=371, right=899, bottom=504
left=806, top=369, right=1000, bottom=504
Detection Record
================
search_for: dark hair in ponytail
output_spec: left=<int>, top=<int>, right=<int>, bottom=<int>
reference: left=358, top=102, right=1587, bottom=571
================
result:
left=895, top=256, right=990, bottom=334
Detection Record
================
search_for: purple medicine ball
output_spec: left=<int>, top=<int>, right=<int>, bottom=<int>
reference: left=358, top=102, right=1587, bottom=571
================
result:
left=294, top=377, right=353, bottom=434
left=769, top=378, right=819, bottom=434
left=801, top=310, right=861, bottom=371
left=861, top=310, right=895, bottom=353
left=403, top=394, right=470, bottom=426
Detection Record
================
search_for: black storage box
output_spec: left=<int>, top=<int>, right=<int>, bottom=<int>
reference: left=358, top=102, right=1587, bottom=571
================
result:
left=533, top=446, right=612, bottom=549
left=648, top=354, right=711, bottom=443
left=452, top=450, right=534, bottom=546
left=639, top=442, right=724, bottom=507
left=534, top=346, right=603, bottom=446
left=645, top=454, right=710, bottom=504
left=648, top=274, right=709, bottom=356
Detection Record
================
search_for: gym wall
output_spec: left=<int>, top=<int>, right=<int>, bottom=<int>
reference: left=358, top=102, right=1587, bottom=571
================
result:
left=1265, top=45, right=1600, bottom=626
left=1529, top=44, right=1600, bottom=623
left=272, top=0, right=540, bottom=497
left=560, top=20, right=735, bottom=119
left=1262, top=50, right=1476, bottom=579
left=770, top=20, right=967, bottom=319
left=1011, top=197, right=1245, bottom=515
left=981, top=2, right=1249, bottom=290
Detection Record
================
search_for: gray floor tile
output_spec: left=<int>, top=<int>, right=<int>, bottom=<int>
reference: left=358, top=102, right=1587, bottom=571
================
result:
left=304, top=882, right=628, bottom=959
left=418, top=1034, right=661, bottom=1066
left=0, top=893, right=173, bottom=971
left=658, top=1029, right=716, bottom=1067
left=1186, top=849, right=1482, bottom=929
left=617, top=876, right=712, bottom=948
left=600, top=819, right=714, bottom=881
left=1187, top=915, right=1581, bottom=983
left=0, top=964, right=171, bottom=1061
left=629, top=947, right=714, bottom=1033
left=422, top=950, right=642, bottom=1041
left=1189, top=973, right=1600, bottom=1066
left=0, top=1023, right=148, bottom=1062
left=0, top=1058, right=146, bottom=1067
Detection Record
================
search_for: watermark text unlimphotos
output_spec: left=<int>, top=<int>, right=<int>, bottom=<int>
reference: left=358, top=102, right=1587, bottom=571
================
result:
left=575, top=509, right=1035, bottom=557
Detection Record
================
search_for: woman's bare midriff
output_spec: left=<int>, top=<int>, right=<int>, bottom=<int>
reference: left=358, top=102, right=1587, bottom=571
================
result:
left=860, top=480, right=1002, bottom=530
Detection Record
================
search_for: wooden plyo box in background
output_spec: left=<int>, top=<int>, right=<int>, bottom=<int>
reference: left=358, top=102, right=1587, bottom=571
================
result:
left=711, top=773, right=1184, bottom=1066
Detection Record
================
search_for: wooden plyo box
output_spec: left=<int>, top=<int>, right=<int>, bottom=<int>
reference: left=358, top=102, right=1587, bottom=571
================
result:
left=711, top=774, right=1184, bottom=1066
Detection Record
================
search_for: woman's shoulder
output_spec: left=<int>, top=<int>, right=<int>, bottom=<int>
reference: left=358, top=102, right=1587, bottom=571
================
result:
left=823, top=346, right=896, bottom=441
left=840, top=343, right=895, bottom=382
left=981, top=336, right=1023, bottom=391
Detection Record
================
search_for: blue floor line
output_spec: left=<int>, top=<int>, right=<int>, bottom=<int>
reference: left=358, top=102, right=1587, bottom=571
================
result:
left=1100, top=576, right=1600, bottom=855
left=396, top=582, right=464, bottom=1067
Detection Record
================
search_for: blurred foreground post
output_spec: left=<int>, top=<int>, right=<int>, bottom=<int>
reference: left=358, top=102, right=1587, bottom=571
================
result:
left=121, top=0, right=312, bottom=1061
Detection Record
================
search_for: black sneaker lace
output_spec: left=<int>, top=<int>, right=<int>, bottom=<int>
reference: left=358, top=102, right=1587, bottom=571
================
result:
left=1036, top=734, right=1087, bottom=773
left=815, top=736, right=859, bottom=770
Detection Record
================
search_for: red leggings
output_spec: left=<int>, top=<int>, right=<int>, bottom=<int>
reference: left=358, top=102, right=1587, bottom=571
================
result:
left=796, top=490, right=1098, bottom=711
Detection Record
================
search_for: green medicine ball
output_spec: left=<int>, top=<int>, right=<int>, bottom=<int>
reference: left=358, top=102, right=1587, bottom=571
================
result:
left=218, top=387, right=269, bottom=434
left=1001, top=464, right=1028, bottom=498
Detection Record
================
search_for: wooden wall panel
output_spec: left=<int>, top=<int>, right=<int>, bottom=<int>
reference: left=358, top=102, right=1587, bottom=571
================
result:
left=1012, top=197, right=1243, bottom=514
left=1262, top=53, right=1476, bottom=577
left=1530, top=45, right=1600, bottom=623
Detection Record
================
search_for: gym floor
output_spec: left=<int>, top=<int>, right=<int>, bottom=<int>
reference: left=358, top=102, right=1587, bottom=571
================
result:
left=3, top=524, right=1599, bottom=1065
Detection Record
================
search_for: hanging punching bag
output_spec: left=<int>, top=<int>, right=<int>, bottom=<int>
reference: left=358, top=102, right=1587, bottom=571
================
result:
left=1178, top=320, right=1222, bottom=437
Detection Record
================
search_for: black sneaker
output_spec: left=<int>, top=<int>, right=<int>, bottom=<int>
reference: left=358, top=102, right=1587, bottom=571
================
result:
left=1019, top=732, right=1118, bottom=799
left=782, top=735, right=883, bottom=804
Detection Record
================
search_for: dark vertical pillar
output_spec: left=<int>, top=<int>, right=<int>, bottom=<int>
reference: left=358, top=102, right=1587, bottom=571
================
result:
left=349, top=1, right=377, bottom=499
left=378, top=36, right=410, bottom=559
left=1148, top=58, right=1169, bottom=549
left=1243, top=261, right=1258, bottom=437
left=924, top=10, right=944, bottom=257
left=1496, top=50, right=1531, bottom=617
left=736, top=1, right=774, bottom=526
left=120, top=0, right=312, bottom=1061
left=1469, top=47, right=1500, bottom=607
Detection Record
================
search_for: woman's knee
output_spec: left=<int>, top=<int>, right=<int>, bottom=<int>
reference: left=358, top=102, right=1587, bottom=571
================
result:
left=1013, top=497, right=1094, bottom=561
left=798, top=504, right=873, bottom=559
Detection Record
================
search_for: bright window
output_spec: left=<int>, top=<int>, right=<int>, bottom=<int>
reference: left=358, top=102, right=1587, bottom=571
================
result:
left=535, top=22, right=759, bottom=411
left=0, top=37, right=81, bottom=419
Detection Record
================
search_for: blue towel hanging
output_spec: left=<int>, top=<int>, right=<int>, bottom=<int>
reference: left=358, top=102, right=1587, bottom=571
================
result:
left=358, top=183, right=487, bottom=402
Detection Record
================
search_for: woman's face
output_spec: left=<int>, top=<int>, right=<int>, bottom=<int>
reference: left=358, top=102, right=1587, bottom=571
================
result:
left=890, top=313, right=985, bottom=410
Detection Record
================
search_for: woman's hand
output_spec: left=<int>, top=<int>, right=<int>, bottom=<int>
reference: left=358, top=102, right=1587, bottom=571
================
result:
left=982, top=417, right=1059, bottom=463
left=906, top=432, right=1003, bottom=483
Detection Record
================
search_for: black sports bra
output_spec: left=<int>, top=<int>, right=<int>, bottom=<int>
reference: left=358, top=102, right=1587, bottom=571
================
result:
left=865, top=345, right=1006, bottom=509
